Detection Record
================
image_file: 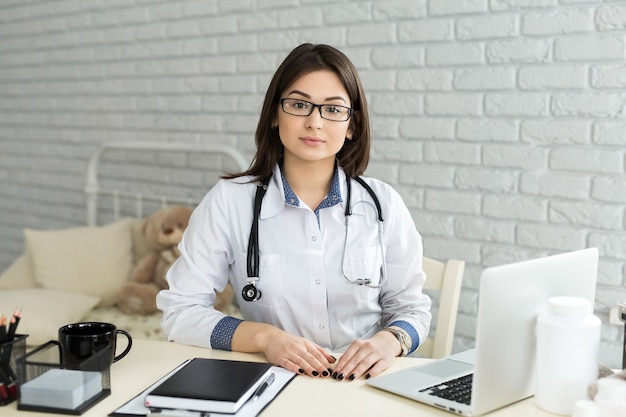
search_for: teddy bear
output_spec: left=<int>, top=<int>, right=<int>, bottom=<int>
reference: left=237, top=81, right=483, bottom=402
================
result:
left=117, top=205, right=234, bottom=315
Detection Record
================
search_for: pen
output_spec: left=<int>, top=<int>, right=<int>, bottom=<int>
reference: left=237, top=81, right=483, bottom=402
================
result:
left=7, top=309, right=21, bottom=341
left=252, top=372, right=275, bottom=402
left=0, top=315, right=6, bottom=344
left=0, top=309, right=22, bottom=385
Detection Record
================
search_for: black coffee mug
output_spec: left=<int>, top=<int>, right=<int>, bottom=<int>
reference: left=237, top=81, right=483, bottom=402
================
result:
left=55, top=322, right=133, bottom=371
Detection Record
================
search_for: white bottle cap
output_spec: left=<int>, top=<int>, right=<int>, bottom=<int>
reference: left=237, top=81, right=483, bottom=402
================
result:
left=548, top=296, right=592, bottom=316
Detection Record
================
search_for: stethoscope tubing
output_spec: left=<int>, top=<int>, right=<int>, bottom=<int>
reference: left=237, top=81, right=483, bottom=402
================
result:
left=247, top=177, right=269, bottom=279
left=341, top=198, right=387, bottom=288
left=244, top=173, right=386, bottom=302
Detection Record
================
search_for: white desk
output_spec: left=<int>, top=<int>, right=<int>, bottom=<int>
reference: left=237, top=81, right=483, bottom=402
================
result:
left=8, top=339, right=555, bottom=417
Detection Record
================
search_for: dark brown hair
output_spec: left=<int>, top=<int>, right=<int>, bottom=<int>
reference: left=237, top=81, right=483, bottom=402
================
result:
left=223, top=43, right=371, bottom=181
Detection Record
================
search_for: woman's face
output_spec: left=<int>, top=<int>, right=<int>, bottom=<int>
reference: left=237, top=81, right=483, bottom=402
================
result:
left=276, top=70, right=353, bottom=169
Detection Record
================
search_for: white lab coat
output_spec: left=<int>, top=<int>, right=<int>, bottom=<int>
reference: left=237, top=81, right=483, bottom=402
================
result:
left=157, top=164, right=431, bottom=352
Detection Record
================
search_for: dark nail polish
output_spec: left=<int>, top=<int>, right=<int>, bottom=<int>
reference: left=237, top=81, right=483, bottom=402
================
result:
left=312, top=370, right=319, bottom=377
left=348, top=374, right=355, bottom=381
left=330, top=355, right=337, bottom=362
left=327, top=368, right=333, bottom=374
left=332, top=371, right=338, bottom=379
left=298, top=368, right=305, bottom=374
left=338, top=373, right=344, bottom=380
left=365, top=373, right=371, bottom=379
left=322, top=370, right=329, bottom=377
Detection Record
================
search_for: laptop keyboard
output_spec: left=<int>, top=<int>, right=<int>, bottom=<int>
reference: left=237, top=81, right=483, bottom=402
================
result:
left=419, top=373, right=473, bottom=405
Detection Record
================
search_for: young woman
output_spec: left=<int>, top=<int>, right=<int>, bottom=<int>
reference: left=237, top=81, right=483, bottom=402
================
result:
left=157, top=43, right=431, bottom=381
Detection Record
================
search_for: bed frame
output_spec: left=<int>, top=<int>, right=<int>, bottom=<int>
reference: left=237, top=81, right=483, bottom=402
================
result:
left=85, top=141, right=250, bottom=226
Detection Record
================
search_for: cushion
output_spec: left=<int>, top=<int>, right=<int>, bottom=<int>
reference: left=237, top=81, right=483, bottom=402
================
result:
left=0, top=288, right=100, bottom=346
left=0, top=251, right=39, bottom=289
left=24, top=218, right=133, bottom=307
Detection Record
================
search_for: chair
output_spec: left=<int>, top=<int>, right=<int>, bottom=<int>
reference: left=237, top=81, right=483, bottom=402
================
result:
left=413, top=256, right=465, bottom=359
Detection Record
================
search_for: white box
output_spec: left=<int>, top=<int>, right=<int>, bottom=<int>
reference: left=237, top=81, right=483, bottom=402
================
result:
left=20, top=369, right=102, bottom=410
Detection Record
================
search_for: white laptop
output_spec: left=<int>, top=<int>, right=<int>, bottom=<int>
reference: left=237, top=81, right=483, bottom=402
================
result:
left=367, top=248, right=599, bottom=416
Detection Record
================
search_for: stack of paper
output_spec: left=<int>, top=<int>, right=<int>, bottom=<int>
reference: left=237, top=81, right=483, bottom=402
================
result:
left=20, top=368, right=102, bottom=409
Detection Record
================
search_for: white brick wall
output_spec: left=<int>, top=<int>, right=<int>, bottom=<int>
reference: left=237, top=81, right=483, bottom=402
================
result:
left=0, top=0, right=624, bottom=366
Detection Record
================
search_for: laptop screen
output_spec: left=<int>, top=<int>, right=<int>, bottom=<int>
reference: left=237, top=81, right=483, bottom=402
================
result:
left=471, top=248, right=598, bottom=415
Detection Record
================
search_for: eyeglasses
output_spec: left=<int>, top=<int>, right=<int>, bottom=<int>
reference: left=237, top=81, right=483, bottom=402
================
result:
left=279, top=98, right=352, bottom=122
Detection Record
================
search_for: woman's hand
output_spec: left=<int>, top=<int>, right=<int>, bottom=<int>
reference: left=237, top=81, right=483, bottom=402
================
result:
left=263, top=329, right=337, bottom=377
left=330, top=330, right=400, bottom=381
left=232, top=321, right=335, bottom=377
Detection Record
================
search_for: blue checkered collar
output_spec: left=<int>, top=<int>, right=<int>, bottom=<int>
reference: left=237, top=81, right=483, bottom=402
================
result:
left=279, top=163, right=343, bottom=210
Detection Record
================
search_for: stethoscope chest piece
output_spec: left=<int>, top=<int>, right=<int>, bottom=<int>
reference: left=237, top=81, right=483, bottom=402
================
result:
left=242, top=279, right=262, bottom=302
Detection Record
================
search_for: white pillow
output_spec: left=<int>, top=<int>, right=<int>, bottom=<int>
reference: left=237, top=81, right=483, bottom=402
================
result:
left=24, top=218, right=133, bottom=307
left=0, top=288, right=100, bottom=346
left=0, top=252, right=38, bottom=289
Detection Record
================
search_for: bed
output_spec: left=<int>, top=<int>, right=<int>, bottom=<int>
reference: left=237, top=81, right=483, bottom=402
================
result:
left=0, top=142, right=248, bottom=347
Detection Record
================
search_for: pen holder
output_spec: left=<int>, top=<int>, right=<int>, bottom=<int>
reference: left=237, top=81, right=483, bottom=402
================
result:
left=16, top=340, right=111, bottom=415
left=0, top=334, right=27, bottom=406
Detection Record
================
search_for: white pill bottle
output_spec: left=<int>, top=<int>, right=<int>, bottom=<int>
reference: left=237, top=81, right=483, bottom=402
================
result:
left=535, top=296, right=601, bottom=415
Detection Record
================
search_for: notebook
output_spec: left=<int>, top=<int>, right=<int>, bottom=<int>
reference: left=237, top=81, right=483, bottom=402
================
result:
left=367, top=247, right=599, bottom=416
left=145, top=358, right=273, bottom=414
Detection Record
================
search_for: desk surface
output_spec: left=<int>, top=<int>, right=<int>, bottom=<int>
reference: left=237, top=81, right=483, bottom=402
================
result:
left=8, top=339, right=555, bottom=417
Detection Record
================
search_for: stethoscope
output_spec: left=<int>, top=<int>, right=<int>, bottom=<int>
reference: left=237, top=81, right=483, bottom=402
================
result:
left=242, top=173, right=387, bottom=302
